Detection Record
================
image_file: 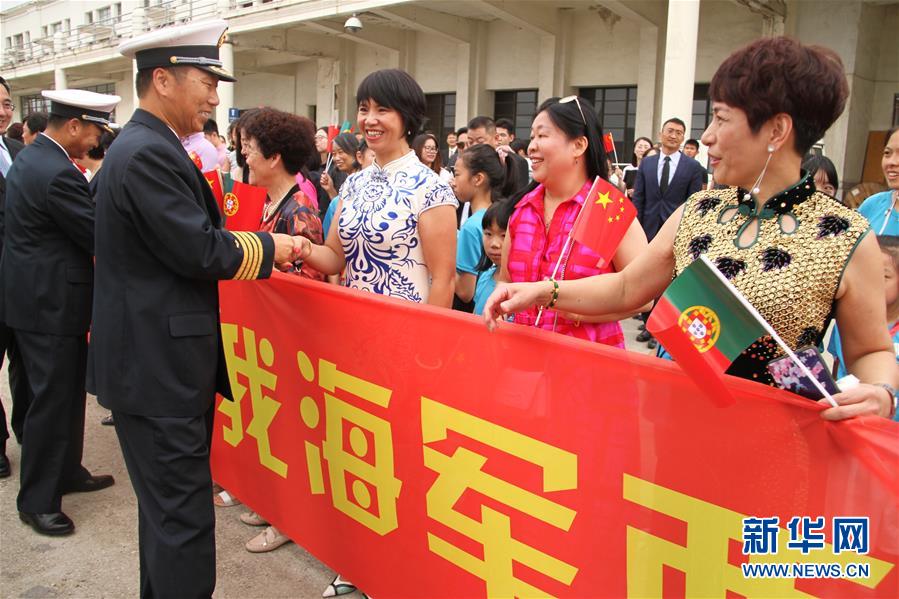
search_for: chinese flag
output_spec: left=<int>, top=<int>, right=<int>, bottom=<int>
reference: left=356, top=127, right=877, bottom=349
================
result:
left=326, top=125, right=340, bottom=152
left=203, top=169, right=225, bottom=215
left=570, top=176, right=636, bottom=263
left=603, top=132, right=615, bottom=153
left=223, top=180, right=267, bottom=231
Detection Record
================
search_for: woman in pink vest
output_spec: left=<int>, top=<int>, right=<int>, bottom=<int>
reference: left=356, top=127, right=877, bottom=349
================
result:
left=500, top=96, right=650, bottom=346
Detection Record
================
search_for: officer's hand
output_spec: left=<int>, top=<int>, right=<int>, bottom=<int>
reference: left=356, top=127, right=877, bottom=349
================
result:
left=272, top=233, right=300, bottom=266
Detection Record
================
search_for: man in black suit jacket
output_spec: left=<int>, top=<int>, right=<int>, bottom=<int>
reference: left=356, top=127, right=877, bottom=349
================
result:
left=2, top=89, right=122, bottom=536
left=632, top=118, right=705, bottom=347
left=95, top=20, right=303, bottom=597
left=633, top=118, right=706, bottom=241
left=0, top=76, right=29, bottom=478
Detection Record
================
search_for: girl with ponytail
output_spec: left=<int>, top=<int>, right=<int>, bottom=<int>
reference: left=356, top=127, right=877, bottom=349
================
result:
left=452, top=143, right=525, bottom=308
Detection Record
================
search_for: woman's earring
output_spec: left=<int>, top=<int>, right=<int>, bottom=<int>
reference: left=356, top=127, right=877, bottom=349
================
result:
left=767, top=145, right=775, bottom=153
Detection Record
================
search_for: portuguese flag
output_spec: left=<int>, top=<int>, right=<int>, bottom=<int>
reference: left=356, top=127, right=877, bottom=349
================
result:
left=222, top=180, right=267, bottom=232
left=647, top=255, right=769, bottom=405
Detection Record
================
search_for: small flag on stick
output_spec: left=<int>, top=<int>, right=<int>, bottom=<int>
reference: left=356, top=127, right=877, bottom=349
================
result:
left=222, top=180, right=267, bottom=231
left=326, top=125, right=340, bottom=152
left=570, top=176, right=636, bottom=263
left=203, top=169, right=225, bottom=215
left=648, top=255, right=838, bottom=407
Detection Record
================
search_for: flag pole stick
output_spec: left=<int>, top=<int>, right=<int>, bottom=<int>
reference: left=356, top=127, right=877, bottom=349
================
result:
left=534, top=235, right=573, bottom=327
left=697, top=255, right=839, bottom=408
left=534, top=177, right=602, bottom=328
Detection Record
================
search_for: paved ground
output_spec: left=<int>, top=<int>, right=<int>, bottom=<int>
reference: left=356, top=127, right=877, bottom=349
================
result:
left=0, top=319, right=652, bottom=598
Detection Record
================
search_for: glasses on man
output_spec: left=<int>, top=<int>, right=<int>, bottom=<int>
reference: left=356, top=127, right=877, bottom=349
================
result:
left=1, top=101, right=14, bottom=112
left=456, top=141, right=466, bottom=149
left=558, top=95, right=587, bottom=126
left=663, top=128, right=685, bottom=138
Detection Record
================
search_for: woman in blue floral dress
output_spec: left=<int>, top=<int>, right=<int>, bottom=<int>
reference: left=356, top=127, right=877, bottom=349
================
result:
left=296, top=68, right=458, bottom=599
left=299, top=69, right=458, bottom=308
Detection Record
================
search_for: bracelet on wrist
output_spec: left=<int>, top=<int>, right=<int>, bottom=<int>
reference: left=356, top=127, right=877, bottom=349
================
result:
left=545, top=278, right=559, bottom=309
left=873, top=383, right=897, bottom=418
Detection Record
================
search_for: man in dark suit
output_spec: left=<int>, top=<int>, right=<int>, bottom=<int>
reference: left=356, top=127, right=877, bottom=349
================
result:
left=633, top=117, right=705, bottom=347
left=93, top=20, right=304, bottom=597
left=2, top=89, right=122, bottom=536
left=0, top=76, right=28, bottom=478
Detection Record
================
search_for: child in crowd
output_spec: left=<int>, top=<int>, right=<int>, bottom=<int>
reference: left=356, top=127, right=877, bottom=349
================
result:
left=452, top=143, right=524, bottom=311
left=473, top=200, right=514, bottom=315
left=827, top=235, right=899, bottom=420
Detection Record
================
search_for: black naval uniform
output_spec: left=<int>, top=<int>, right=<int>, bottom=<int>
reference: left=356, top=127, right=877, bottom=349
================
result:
left=0, top=134, right=30, bottom=456
left=88, top=108, right=275, bottom=598
left=0, top=133, right=96, bottom=513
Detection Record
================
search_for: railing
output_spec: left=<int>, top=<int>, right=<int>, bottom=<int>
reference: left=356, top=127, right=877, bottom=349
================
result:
left=1, top=0, right=220, bottom=70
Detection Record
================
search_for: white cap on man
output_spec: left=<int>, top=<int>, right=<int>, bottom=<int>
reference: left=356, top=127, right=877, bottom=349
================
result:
left=41, top=89, right=121, bottom=132
left=118, top=19, right=236, bottom=82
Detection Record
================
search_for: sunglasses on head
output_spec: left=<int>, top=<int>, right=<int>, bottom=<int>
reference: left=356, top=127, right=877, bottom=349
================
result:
left=559, top=95, right=587, bottom=126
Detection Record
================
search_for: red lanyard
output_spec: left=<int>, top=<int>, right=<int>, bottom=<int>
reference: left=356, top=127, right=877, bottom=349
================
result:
left=889, top=321, right=899, bottom=338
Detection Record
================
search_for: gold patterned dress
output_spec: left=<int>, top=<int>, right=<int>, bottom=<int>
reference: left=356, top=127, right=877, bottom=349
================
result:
left=671, top=173, right=870, bottom=386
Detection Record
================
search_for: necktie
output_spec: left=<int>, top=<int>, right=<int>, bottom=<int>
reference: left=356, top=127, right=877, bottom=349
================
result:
left=659, top=156, right=670, bottom=196
left=0, top=146, right=10, bottom=178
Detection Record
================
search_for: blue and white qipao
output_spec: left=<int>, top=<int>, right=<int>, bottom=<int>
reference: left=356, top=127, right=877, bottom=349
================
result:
left=337, top=150, right=458, bottom=303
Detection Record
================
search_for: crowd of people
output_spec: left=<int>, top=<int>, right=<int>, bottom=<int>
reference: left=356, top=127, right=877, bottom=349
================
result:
left=0, top=18, right=897, bottom=599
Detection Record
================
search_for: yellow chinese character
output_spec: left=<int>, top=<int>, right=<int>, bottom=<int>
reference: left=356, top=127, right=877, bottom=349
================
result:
left=219, top=324, right=287, bottom=478
left=421, top=397, right=578, bottom=598
left=623, top=473, right=893, bottom=597
left=298, top=351, right=401, bottom=536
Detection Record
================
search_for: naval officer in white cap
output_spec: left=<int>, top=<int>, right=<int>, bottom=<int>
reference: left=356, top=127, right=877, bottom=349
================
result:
left=89, top=19, right=304, bottom=598
left=1, top=88, right=120, bottom=536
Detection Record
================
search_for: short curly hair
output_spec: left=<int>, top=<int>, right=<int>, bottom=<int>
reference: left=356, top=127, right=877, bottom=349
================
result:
left=241, top=107, right=315, bottom=175
left=709, top=37, right=848, bottom=156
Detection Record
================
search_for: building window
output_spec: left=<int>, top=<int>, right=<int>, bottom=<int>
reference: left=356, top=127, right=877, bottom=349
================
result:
left=21, top=93, right=51, bottom=116
left=424, top=93, right=456, bottom=150
left=85, top=11, right=94, bottom=24
left=13, top=33, right=24, bottom=48
left=691, top=84, right=712, bottom=142
left=97, top=6, right=111, bottom=22
left=494, top=89, right=538, bottom=142
left=580, top=86, right=637, bottom=163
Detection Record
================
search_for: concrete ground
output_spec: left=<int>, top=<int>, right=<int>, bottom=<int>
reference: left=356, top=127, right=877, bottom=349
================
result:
left=0, top=319, right=651, bottom=598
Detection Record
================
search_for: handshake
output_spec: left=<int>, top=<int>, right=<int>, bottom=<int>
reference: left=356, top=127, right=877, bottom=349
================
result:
left=272, top=234, right=313, bottom=272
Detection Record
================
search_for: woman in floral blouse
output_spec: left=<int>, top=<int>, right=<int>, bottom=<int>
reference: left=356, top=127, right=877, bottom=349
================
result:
left=241, top=107, right=324, bottom=281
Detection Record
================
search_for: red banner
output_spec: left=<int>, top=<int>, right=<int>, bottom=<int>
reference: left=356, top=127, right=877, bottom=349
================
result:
left=212, top=274, right=899, bottom=598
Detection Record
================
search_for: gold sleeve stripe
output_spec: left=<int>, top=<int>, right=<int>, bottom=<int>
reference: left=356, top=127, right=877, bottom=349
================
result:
left=231, top=231, right=251, bottom=280
left=245, top=233, right=263, bottom=279
left=233, top=231, right=264, bottom=280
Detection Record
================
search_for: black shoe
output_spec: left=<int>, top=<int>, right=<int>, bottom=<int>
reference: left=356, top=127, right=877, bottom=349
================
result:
left=647, top=338, right=658, bottom=350
left=19, top=511, right=74, bottom=536
left=0, top=453, right=10, bottom=478
left=637, top=323, right=645, bottom=331
left=61, top=474, right=115, bottom=494
left=636, top=330, right=652, bottom=343
left=101, top=413, right=114, bottom=426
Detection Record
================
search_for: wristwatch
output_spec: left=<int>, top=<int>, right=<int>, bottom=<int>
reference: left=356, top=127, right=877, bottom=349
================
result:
left=875, top=383, right=897, bottom=419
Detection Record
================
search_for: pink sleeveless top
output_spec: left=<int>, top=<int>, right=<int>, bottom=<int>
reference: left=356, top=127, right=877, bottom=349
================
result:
left=507, top=182, right=625, bottom=348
